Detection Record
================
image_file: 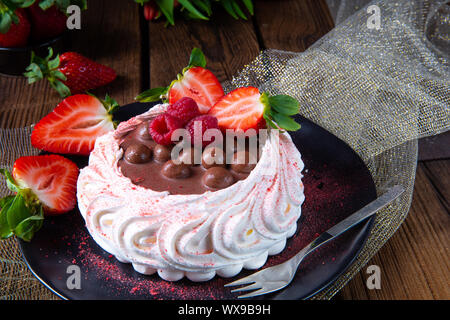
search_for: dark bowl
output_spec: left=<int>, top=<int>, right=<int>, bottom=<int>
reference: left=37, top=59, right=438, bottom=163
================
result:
left=0, top=33, right=66, bottom=76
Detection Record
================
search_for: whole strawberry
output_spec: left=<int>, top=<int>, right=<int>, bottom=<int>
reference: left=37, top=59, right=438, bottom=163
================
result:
left=27, top=2, right=67, bottom=42
left=0, top=8, right=30, bottom=48
left=24, top=47, right=117, bottom=97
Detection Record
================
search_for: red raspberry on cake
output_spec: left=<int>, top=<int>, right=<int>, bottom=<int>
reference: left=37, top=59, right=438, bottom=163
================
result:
left=149, top=113, right=183, bottom=146
left=166, top=97, right=201, bottom=126
left=185, top=115, right=219, bottom=147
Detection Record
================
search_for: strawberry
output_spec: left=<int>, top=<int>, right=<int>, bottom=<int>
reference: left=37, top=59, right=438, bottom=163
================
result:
left=27, top=3, right=67, bottom=42
left=31, top=94, right=120, bottom=155
left=135, top=47, right=224, bottom=114
left=168, top=66, right=224, bottom=114
left=24, top=47, right=117, bottom=98
left=0, top=155, right=79, bottom=241
left=208, top=86, right=301, bottom=133
left=0, top=9, right=30, bottom=48
left=143, top=1, right=160, bottom=20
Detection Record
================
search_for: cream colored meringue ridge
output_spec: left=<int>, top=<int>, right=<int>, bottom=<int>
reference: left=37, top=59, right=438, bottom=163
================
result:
left=77, top=104, right=305, bottom=282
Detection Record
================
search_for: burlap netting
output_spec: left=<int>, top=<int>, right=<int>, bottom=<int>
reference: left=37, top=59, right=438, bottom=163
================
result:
left=1, top=0, right=449, bottom=299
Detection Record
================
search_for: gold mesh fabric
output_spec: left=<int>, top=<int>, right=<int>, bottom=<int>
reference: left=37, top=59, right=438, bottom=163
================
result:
left=1, top=0, right=449, bottom=300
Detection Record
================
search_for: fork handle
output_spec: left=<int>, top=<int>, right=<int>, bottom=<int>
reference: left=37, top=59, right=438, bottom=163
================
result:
left=293, top=185, right=405, bottom=267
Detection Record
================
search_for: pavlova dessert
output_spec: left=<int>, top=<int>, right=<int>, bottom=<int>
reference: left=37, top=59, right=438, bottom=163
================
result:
left=77, top=93, right=304, bottom=282
left=76, top=49, right=305, bottom=282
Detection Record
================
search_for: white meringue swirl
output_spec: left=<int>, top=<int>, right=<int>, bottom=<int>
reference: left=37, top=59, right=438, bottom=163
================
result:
left=77, top=105, right=305, bottom=282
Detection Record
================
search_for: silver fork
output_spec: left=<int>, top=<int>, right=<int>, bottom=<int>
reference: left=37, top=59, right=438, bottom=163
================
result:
left=225, top=185, right=405, bottom=299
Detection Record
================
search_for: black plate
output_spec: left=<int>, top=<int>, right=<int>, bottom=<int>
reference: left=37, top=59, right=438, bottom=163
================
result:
left=19, top=102, right=376, bottom=300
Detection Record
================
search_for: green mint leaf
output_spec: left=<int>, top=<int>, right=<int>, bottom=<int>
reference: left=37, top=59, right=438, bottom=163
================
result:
left=272, top=113, right=301, bottom=131
left=135, top=87, right=168, bottom=102
left=188, top=47, right=207, bottom=68
left=268, top=95, right=300, bottom=116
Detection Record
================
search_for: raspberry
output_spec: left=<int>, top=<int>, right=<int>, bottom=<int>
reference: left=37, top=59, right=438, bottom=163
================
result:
left=185, top=115, right=220, bottom=147
left=166, top=97, right=201, bottom=126
left=149, top=114, right=183, bottom=146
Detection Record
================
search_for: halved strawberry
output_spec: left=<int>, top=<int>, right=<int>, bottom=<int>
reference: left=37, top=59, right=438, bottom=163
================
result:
left=167, top=66, right=224, bottom=114
left=135, top=48, right=224, bottom=113
left=0, top=155, right=79, bottom=241
left=31, top=94, right=120, bottom=155
left=12, top=155, right=79, bottom=214
left=208, top=86, right=301, bottom=133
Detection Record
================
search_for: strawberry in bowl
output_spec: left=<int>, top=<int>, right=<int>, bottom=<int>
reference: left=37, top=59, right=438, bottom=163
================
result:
left=0, top=0, right=87, bottom=76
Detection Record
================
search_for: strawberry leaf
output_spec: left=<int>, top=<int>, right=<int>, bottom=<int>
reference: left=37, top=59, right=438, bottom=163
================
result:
left=155, top=0, right=175, bottom=25
left=268, top=95, right=300, bottom=116
left=14, top=206, right=44, bottom=242
left=0, top=11, right=12, bottom=34
left=261, top=92, right=301, bottom=131
left=6, top=195, right=32, bottom=231
left=0, top=168, right=20, bottom=193
left=24, top=47, right=72, bottom=98
left=0, top=169, right=44, bottom=242
left=177, top=0, right=209, bottom=20
left=0, top=196, right=14, bottom=239
left=241, top=0, right=253, bottom=15
left=231, top=0, right=247, bottom=20
left=135, top=86, right=168, bottom=102
left=272, top=113, right=301, bottom=131
left=188, top=47, right=207, bottom=68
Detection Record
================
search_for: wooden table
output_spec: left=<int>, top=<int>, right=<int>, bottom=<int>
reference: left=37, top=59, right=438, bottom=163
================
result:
left=0, top=0, right=448, bottom=300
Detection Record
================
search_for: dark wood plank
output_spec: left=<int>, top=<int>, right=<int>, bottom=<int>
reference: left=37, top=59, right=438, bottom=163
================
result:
left=0, top=0, right=142, bottom=130
left=336, top=163, right=450, bottom=299
left=147, top=13, right=260, bottom=89
left=422, top=160, right=450, bottom=213
left=418, top=131, right=450, bottom=161
left=253, top=0, right=334, bottom=51
left=68, top=0, right=142, bottom=106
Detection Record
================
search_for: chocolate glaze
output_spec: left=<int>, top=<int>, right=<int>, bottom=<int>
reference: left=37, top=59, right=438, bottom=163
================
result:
left=117, top=121, right=255, bottom=195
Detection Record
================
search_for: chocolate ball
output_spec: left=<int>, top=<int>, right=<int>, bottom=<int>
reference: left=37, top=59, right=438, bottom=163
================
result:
left=231, top=151, right=257, bottom=173
left=136, top=122, right=152, bottom=140
left=202, top=167, right=234, bottom=190
left=202, top=147, right=225, bottom=169
left=178, top=147, right=199, bottom=165
left=154, top=144, right=171, bottom=163
left=124, top=144, right=152, bottom=164
left=161, top=160, right=191, bottom=179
